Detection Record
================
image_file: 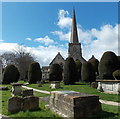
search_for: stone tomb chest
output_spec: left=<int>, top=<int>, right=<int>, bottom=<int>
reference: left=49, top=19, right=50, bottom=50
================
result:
left=49, top=91, right=102, bottom=118
left=97, top=80, right=120, bottom=94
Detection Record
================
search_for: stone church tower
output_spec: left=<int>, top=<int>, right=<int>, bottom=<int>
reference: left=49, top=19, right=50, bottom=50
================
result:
left=68, top=9, right=86, bottom=63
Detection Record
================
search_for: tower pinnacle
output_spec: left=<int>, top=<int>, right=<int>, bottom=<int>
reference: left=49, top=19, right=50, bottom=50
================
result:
left=70, top=8, right=79, bottom=43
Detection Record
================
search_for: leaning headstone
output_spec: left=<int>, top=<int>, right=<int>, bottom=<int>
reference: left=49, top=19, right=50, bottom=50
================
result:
left=8, top=97, right=23, bottom=113
left=49, top=91, right=102, bottom=118
left=11, top=83, right=23, bottom=96
left=22, top=89, right=33, bottom=97
left=0, top=57, right=2, bottom=84
left=22, top=96, right=39, bottom=111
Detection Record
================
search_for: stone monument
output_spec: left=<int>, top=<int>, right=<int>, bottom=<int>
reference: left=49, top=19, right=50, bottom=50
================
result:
left=11, top=83, right=23, bottom=96
left=49, top=91, right=102, bottom=118
left=97, top=80, right=120, bottom=94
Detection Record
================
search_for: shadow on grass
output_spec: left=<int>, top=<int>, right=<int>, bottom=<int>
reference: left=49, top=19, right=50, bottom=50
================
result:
left=74, top=83, right=90, bottom=85
left=8, top=111, right=119, bottom=119
left=92, top=111, right=119, bottom=119
left=8, top=108, right=42, bottom=115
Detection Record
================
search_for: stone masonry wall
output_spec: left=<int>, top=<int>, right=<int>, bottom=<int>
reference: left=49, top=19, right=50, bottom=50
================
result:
left=49, top=91, right=102, bottom=118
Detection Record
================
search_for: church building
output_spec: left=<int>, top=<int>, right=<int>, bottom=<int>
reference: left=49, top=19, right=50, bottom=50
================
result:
left=68, top=9, right=86, bottom=63
left=41, top=9, right=86, bottom=79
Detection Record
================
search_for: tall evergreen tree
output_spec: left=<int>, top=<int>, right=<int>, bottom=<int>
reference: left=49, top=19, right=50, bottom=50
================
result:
left=28, top=62, right=42, bottom=84
left=63, top=56, right=77, bottom=85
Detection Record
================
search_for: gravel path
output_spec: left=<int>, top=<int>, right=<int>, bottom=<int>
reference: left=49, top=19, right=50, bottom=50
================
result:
left=0, top=114, right=12, bottom=119
left=22, top=85, right=120, bottom=106
left=22, top=85, right=50, bottom=94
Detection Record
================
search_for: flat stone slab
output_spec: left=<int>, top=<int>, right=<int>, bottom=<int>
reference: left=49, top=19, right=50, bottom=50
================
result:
left=22, top=89, right=33, bottom=97
left=49, top=91, right=102, bottom=118
left=11, top=83, right=23, bottom=86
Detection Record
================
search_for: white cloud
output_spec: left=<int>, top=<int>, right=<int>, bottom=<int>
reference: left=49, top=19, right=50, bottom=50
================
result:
left=55, top=9, right=119, bottom=61
left=52, top=31, right=71, bottom=41
left=29, top=45, right=67, bottom=66
left=0, top=40, right=4, bottom=42
left=0, top=43, right=18, bottom=54
left=81, top=24, right=118, bottom=60
left=57, top=9, right=72, bottom=29
left=0, top=42, right=67, bottom=66
left=25, top=38, right=32, bottom=41
left=54, top=12, right=119, bottom=61
left=34, top=36, right=54, bottom=46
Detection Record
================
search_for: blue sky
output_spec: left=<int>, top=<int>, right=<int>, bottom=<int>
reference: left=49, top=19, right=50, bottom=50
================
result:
left=0, top=2, right=119, bottom=65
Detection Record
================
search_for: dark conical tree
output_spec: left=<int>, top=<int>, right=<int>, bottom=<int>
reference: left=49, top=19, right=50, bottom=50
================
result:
left=49, top=63, right=63, bottom=81
left=81, top=62, right=96, bottom=82
left=117, top=56, right=120, bottom=69
left=63, top=56, right=77, bottom=85
left=113, top=69, right=120, bottom=80
left=2, top=64, right=20, bottom=84
left=28, top=62, right=42, bottom=84
left=98, top=51, right=119, bottom=79
left=75, top=59, right=82, bottom=82
left=88, top=55, right=99, bottom=75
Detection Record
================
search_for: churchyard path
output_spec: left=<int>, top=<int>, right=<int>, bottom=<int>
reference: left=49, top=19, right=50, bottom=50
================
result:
left=22, top=85, right=120, bottom=107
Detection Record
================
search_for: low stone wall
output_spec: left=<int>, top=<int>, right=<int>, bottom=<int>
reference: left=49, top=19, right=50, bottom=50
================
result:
left=97, top=80, right=120, bottom=94
left=49, top=91, right=102, bottom=118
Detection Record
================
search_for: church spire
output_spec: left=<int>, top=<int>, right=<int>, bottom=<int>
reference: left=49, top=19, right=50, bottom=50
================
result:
left=70, top=8, right=79, bottom=43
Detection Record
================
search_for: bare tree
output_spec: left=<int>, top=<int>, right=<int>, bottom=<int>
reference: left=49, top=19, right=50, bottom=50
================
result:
left=1, top=45, right=36, bottom=80
left=1, top=52, right=16, bottom=68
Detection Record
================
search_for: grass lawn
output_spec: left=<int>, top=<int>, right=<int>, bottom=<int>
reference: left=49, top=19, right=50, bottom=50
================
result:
left=1, top=84, right=60, bottom=118
left=1, top=83, right=120, bottom=118
left=27, top=81, right=120, bottom=102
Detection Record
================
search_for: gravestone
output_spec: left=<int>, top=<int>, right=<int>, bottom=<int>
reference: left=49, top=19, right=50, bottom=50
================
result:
left=11, top=83, right=23, bottom=96
left=22, top=89, right=33, bottom=97
left=8, top=97, right=23, bottom=113
left=22, top=96, right=39, bottom=111
left=50, top=81, right=60, bottom=89
left=91, top=82, right=98, bottom=89
left=8, top=96, right=39, bottom=113
left=49, top=91, right=102, bottom=118
left=0, top=57, right=2, bottom=83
